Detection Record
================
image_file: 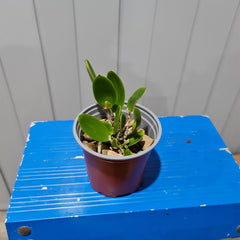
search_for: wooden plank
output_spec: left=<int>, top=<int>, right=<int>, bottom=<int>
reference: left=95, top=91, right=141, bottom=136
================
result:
left=34, top=0, right=81, bottom=120
left=0, top=60, right=24, bottom=191
left=174, top=0, right=239, bottom=115
left=144, top=0, right=199, bottom=116
left=0, top=211, right=8, bottom=240
left=222, top=91, right=240, bottom=154
left=234, top=154, right=240, bottom=166
left=205, top=3, right=240, bottom=133
left=74, top=0, right=119, bottom=109
left=0, top=0, right=53, bottom=137
left=0, top=171, right=10, bottom=210
left=118, top=0, right=156, bottom=102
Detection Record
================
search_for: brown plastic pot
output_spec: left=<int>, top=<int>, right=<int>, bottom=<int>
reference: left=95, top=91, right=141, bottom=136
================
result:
left=73, top=103, right=161, bottom=197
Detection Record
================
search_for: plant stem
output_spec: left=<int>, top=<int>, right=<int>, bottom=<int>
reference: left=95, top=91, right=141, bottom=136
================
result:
left=97, top=142, right=102, bottom=153
left=105, top=109, right=114, bottom=126
left=126, top=109, right=131, bottom=122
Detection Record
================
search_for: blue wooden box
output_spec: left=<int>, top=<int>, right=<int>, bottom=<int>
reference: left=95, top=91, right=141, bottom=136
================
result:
left=5, top=116, right=240, bottom=239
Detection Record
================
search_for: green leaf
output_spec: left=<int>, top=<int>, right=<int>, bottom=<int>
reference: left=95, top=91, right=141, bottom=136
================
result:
left=111, top=104, right=118, bottom=112
left=85, top=59, right=96, bottom=82
left=93, top=75, right=116, bottom=107
left=132, top=107, right=141, bottom=131
left=120, top=113, right=126, bottom=130
left=127, top=129, right=145, bottom=147
left=78, top=114, right=113, bottom=142
left=111, top=138, right=119, bottom=149
left=113, top=105, right=121, bottom=134
left=124, top=149, right=133, bottom=156
left=127, top=87, right=146, bottom=112
left=102, top=121, right=114, bottom=133
left=107, top=71, right=125, bottom=108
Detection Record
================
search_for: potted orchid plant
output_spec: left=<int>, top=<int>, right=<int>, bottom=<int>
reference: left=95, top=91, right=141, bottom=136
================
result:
left=73, top=60, right=161, bottom=197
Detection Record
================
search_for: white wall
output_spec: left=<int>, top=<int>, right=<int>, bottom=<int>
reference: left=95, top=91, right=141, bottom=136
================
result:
left=0, top=0, right=240, bottom=208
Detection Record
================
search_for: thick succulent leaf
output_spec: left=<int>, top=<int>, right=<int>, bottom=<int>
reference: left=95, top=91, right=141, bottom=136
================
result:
left=113, top=105, right=121, bottom=134
left=127, top=129, right=145, bottom=147
left=78, top=114, right=113, bottom=142
left=111, top=104, right=118, bottom=112
left=93, top=75, right=116, bottom=107
left=85, top=59, right=96, bottom=82
left=107, top=71, right=125, bottom=108
left=127, top=87, right=146, bottom=112
left=132, top=107, right=141, bottom=131
left=120, top=113, right=126, bottom=130
left=102, top=121, right=114, bottom=133
left=124, top=149, right=133, bottom=156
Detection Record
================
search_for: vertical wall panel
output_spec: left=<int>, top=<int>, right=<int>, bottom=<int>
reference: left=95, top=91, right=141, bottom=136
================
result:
left=174, top=0, right=239, bottom=115
left=118, top=0, right=156, bottom=101
left=34, top=0, right=81, bottom=119
left=1, top=0, right=240, bottom=209
left=0, top=172, right=9, bottom=209
left=0, top=0, right=53, bottom=136
left=74, top=0, right=119, bottom=109
left=222, top=91, right=240, bottom=153
left=144, top=0, right=199, bottom=116
left=205, top=4, right=240, bottom=133
left=0, top=60, right=24, bottom=191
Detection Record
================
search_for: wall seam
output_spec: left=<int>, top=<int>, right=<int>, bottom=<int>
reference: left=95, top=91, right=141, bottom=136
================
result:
left=0, top=167, right=10, bottom=196
left=32, top=0, right=56, bottom=120
left=221, top=88, right=240, bottom=136
left=116, top=0, right=121, bottom=74
left=0, top=58, right=19, bottom=195
left=142, top=0, right=158, bottom=105
left=72, top=0, right=82, bottom=110
left=203, top=0, right=240, bottom=115
left=0, top=58, right=25, bottom=142
left=172, top=0, right=200, bottom=115
left=220, top=1, right=240, bottom=136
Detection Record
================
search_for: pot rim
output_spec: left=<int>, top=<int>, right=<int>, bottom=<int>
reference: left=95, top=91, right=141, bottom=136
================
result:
left=73, top=103, right=162, bottom=161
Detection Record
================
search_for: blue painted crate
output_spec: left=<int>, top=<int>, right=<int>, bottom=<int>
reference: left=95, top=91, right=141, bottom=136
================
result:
left=5, top=116, right=240, bottom=239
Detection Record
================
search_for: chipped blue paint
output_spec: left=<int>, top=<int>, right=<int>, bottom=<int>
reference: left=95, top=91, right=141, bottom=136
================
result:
left=5, top=116, right=240, bottom=239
